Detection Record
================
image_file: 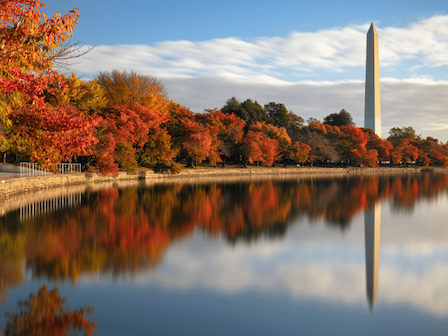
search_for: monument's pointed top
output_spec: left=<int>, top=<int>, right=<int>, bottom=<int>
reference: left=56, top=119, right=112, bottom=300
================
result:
left=368, top=22, right=378, bottom=35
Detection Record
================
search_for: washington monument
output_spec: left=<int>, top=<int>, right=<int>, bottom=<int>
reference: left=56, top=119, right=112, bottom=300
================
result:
left=364, top=23, right=381, bottom=138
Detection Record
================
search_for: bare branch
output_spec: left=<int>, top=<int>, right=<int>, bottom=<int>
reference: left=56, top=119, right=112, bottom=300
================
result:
left=50, top=40, right=95, bottom=67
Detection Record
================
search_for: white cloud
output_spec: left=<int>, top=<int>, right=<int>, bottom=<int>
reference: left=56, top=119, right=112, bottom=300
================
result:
left=380, top=15, right=448, bottom=67
left=73, top=15, right=448, bottom=80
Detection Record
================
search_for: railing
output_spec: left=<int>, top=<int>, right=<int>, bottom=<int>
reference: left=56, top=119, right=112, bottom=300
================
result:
left=20, top=162, right=81, bottom=177
left=20, top=193, right=84, bottom=221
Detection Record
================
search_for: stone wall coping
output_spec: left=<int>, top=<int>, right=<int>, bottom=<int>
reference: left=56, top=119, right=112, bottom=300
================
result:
left=1, top=166, right=447, bottom=201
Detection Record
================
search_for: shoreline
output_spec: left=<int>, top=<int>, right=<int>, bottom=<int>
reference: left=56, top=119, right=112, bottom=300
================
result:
left=1, top=166, right=447, bottom=201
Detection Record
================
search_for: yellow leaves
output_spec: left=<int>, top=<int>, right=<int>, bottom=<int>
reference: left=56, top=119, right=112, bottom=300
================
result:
left=0, top=1, right=79, bottom=69
left=46, top=73, right=106, bottom=113
left=97, top=70, right=168, bottom=109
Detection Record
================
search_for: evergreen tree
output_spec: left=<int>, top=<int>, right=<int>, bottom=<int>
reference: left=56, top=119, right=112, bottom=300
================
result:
left=264, top=102, right=291, bottom=128
left=323, top=109, right=355, bottom=126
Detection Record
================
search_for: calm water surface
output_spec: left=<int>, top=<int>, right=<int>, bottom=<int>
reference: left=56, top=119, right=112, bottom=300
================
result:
left=0, top=174, right=448, bottom=335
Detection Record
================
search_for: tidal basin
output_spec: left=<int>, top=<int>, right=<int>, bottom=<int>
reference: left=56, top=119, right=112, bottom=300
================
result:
left=0, top=173, right=447, bottom=335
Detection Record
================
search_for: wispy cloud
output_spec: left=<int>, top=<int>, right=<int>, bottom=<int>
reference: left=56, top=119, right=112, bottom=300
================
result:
left=73, top=15, right=448, bottom=81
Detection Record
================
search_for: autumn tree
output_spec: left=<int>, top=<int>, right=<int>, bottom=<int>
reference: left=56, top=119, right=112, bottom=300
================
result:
left=338, top=125, right=378, bottom=166
left=168, top=105, right=220, bottom=167
left=201, top=109, right=246, bottom=163
left=6, top=104, right=101, bottom=170
left=0, top=1, right=106, bottom=171
left=241, top=122, right=291, bottom=166
left=4, top=286, right=96, bottom=336
left=97, top=70, right=167, bottom=107
left=287, top=141, right=311, bottom=164
left=412, top=137, right=448, bottom=167
left=241, top=129, right=277, bottom=166
left=397, top=139, right=419, bottom=163
left=0, top=1, right=79, bottom=121
left=182, top=118, right=220, bottom=167
left=1, top=0, right=79, bottom=165
left=45, top=73, right=106, bottom=113
left=250, top=121, right=292, bottom=163
left=98, top=104, right=173, bottom=174
left=364, top=128, right=392, bottom=163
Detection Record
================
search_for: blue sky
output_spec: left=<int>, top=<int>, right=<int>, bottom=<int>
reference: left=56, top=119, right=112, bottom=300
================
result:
left=41, top=0, right=448, bottom=141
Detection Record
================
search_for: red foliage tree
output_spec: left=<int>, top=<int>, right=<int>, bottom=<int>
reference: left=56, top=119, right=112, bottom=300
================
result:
left=181, top=118, right=221, bottom=166
left=202, top=108, right=246, bottom=161
left=167, top=105, right=221, bottom=167
left=0, top=1, right=108, bottom=171
left=339, top=125, right=378, bottom=166
left=398, top=139, right=419, bottom=163
left=94, top=132, right=118, bottom=176
left=4, top=286, right=96, bottom=336
left=98, top=104, right=172, bottom=174
left=241, top=130, right=265, bottom=165
left=288, top=141, right=311, bottom=164
left=364, top=128, right=393, bottom=163
left=8, top=104, right=100, bottom=170
left=0, top=0, right=79, bottom=122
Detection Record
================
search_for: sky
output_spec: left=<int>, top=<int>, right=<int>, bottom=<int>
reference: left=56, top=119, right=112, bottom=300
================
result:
left=41, top=0, right=448, bottom=141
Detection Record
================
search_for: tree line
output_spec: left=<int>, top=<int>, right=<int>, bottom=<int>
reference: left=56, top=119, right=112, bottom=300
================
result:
left=1, top=1, right=447, bottom=176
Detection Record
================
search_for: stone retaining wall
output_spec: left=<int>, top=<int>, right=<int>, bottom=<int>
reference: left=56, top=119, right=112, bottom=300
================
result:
left=1, top=166, right=446, bottom=200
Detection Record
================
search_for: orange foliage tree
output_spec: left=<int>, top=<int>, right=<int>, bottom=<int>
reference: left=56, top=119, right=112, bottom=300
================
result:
left=4, top=286, right=96, bottom=336
left=201, top=109, right=246, bottom=162
left=168, top=105, right=221, bottom=167
left=0, top=1, right=104, bottom=170
left=0, top=0, right=79, bottom=117
left=9, top=104, right=100, bottom=169
left=97, top=70, right=167, bottom=106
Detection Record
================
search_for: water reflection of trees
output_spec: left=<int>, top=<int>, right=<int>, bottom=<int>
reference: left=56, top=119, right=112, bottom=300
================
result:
left=0, top=174, right=447, bottom=287
left=2, top=286, right=96, bottom=336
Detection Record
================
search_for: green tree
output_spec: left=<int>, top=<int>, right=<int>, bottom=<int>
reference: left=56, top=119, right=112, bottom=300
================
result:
left=264, top=102, right=291, bottom=128
left=241, top=99, right=268, bottom=124
left=221, top=97, right=247, bottom=121
left=387, top=126, right=418, bottom=145
left=323, top=109, right=355, bottom=126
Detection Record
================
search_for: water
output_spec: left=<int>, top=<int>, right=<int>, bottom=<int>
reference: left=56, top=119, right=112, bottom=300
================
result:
left=0, top=174, right=448, bottom=335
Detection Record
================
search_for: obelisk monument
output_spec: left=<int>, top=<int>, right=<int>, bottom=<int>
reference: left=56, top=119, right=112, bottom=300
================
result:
left=364, top=202, right=381, bottom=310
left=364, top=23, right=381, bottom=138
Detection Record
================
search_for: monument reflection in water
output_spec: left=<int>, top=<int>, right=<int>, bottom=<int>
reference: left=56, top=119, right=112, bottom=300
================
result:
left=365, top=202, right=381, bottom=310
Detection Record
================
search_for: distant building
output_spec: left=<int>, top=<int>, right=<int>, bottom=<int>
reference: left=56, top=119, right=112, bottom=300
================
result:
left=364, top=23, right=382, bottom=138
